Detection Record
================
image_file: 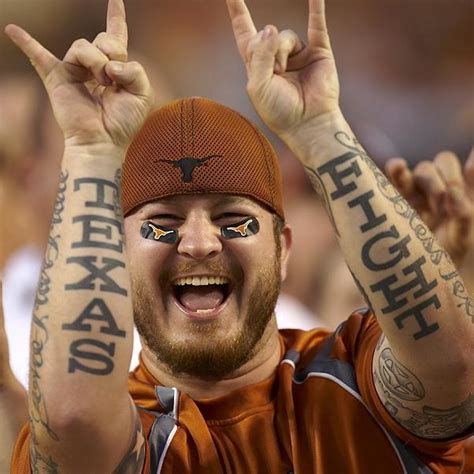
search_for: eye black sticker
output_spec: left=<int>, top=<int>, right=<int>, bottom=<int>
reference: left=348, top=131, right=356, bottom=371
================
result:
left=221, top=217, right=260, bottom=239
left=141, top=222, right=178, bottom=244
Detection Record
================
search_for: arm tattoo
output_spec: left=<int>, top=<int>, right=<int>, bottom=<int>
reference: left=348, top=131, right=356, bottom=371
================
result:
left=377, top=348, right=425, bottom=401
left=334, top=131, right=473, bottom=324
left=63, top=172, right=127, bottom=377
left=113, top=412, right=146, bottom=474
left=305, top=130, right=473, bottom=343
left=305, top=137, right=442, bottom=340
left=29, top=171, right=68, bottom=472
left=374, top=348, right=474, bottom=438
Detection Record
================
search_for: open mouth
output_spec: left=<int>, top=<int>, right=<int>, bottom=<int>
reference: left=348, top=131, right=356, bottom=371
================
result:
left=172, top=275, right=232, bottom=315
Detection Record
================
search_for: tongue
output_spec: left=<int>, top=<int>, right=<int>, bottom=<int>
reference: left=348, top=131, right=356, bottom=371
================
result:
left=179, top=286, right=225, bottom=312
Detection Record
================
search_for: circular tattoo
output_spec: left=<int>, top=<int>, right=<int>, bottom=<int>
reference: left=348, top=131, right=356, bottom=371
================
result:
left=378, top=348, right=425, bottom=401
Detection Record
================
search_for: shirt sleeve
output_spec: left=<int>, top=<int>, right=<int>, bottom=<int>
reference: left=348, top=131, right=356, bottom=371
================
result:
left=345, top=309, right=469, bottom=472
left=11, top=415, right=153, bottom=473
left=10, top=422, right=31, bottom=473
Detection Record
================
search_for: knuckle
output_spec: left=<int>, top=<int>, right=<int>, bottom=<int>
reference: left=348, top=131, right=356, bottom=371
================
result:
left=127, top=60, right=141, bottom=70
left=413, top=160, right=435, bottom=177
left=280, top=29, right=297, bottom=40
left=434, top=150, right=459, bottom=167
left=73, top=38, right=90, bottom=50
left=95, top=35, right=127, bottom=59
left=94, top=31, right=108, bottom=43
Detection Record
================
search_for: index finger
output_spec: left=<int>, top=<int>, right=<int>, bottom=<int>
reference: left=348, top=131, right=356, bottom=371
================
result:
left=106, top=0, right=128, bottom=48
left=4, top=24, right=59, bottom=82
left=225, top=0, right=257, bottom=59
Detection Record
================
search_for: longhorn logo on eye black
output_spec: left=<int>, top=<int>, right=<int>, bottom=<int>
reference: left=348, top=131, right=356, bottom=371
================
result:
left=157, top=155, right=221, bottom=183
left=141, top=222, right=178, bottom=244
left=221, top=218, right=260, bottom=239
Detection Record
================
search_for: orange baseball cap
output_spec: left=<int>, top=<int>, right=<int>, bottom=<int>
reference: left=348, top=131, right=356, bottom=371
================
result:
left=122, top=97, right=284, bottom=219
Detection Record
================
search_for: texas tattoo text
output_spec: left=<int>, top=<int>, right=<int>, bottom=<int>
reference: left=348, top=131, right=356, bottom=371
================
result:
left=62, top=176, right=128, bottom=375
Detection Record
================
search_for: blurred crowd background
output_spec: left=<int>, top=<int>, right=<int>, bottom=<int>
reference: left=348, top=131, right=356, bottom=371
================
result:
left=0, top=0, right=473, bottom=368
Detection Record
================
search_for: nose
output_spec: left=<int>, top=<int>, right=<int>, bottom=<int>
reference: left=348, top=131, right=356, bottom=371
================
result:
left=177, top=212, right=223, bottom=260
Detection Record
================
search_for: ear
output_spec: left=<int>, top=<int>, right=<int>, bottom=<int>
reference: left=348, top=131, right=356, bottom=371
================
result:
left=279, top=224, right=292, bottom=282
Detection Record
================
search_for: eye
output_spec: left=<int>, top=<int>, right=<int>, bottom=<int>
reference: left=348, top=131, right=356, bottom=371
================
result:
left=149, top=214, right=183, bottom=226
left=214, top=212, right=251, bottom=226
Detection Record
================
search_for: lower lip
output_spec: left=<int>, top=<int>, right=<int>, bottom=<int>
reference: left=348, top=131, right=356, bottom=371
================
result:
left=172, top=293, right=232, bottom=321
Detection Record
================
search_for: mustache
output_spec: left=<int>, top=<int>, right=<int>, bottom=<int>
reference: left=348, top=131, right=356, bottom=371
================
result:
left=159, top=260, right=244, bottom=286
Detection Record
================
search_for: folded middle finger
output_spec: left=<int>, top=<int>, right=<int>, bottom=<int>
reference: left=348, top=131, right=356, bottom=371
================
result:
left=93, top=31, right=128, bottom=63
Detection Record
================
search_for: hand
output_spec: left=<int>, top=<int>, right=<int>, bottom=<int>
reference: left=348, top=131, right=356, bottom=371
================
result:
left=4, top=0, right=154, bottom=150
left=226, top=0, right=339, bottom=139
left=385, top=150, right=474, bottom=270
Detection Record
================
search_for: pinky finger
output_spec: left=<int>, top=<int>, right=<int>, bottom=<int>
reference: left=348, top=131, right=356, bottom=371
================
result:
left=105, top=60, right=151, bottom=97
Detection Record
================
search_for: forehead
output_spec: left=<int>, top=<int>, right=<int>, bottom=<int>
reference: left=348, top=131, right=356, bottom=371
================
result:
left=135, top=194, right=265, bottom=215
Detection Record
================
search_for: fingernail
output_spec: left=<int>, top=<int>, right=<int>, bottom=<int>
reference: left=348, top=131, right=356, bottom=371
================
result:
left=262, top=25, right=273, bottom=39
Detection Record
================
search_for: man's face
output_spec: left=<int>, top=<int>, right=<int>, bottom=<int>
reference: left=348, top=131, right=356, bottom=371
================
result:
left=124, top=194, right=290, bottom=380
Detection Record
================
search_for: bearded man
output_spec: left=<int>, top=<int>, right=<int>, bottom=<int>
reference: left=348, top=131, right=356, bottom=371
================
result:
left=5, top=0, right=473, bottom=472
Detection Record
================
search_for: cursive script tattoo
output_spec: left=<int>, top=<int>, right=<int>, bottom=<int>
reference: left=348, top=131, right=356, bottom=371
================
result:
left=29, top=170, right=68, bottom=472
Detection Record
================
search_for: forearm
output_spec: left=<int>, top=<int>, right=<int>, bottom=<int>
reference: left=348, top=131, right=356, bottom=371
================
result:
left=30, top=145, right=134, bottom=469
left=284, top=112, right=473, bottom=406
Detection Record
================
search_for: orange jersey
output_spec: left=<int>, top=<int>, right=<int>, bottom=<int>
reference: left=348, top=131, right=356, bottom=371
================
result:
left=12, top=310, right=469, bottom=473
left=463, top=437, right=474, bottom=474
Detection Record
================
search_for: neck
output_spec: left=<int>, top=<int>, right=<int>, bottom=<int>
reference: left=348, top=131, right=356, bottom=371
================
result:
left=141, top=318, right=281, bottom=399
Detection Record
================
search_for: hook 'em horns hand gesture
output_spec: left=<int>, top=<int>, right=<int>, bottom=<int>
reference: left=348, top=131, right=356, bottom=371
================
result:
left=226, top=0, right=339, bottom=141
left=5, top=0, right=154, bottom=151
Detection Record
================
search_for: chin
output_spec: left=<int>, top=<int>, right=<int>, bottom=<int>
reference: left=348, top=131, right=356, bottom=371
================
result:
left=132, top=255, right=282, bottom=379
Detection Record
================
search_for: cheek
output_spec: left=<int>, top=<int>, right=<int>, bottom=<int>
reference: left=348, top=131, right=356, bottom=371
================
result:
left=228, top=231, right=277, bottom=270
left=125, top=225, right=168, bottom=280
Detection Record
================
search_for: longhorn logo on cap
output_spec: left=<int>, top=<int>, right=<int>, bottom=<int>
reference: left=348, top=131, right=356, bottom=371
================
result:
left=158, top=155, right=221, bottom=183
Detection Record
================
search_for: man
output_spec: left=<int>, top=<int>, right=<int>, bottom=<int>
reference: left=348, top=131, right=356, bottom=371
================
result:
left=5, top=0, right=473, bottom=473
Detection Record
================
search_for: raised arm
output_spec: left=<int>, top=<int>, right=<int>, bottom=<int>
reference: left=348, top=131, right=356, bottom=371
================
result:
left=226, top=0, right=474, bottom=439
left=5, top=0, right=153, bottom=471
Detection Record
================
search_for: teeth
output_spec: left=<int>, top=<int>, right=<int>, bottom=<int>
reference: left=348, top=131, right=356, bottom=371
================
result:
left=174, top=276, right=229, bottom=286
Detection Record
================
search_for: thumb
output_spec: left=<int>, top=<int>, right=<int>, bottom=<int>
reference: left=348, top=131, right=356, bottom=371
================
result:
left=247, top=25, right=279, bottom=96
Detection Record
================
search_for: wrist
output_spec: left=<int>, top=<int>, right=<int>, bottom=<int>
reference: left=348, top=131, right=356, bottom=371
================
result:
left=280, top=109, right=353, bottom=166
left=63, top=142, right=127, bottom=166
